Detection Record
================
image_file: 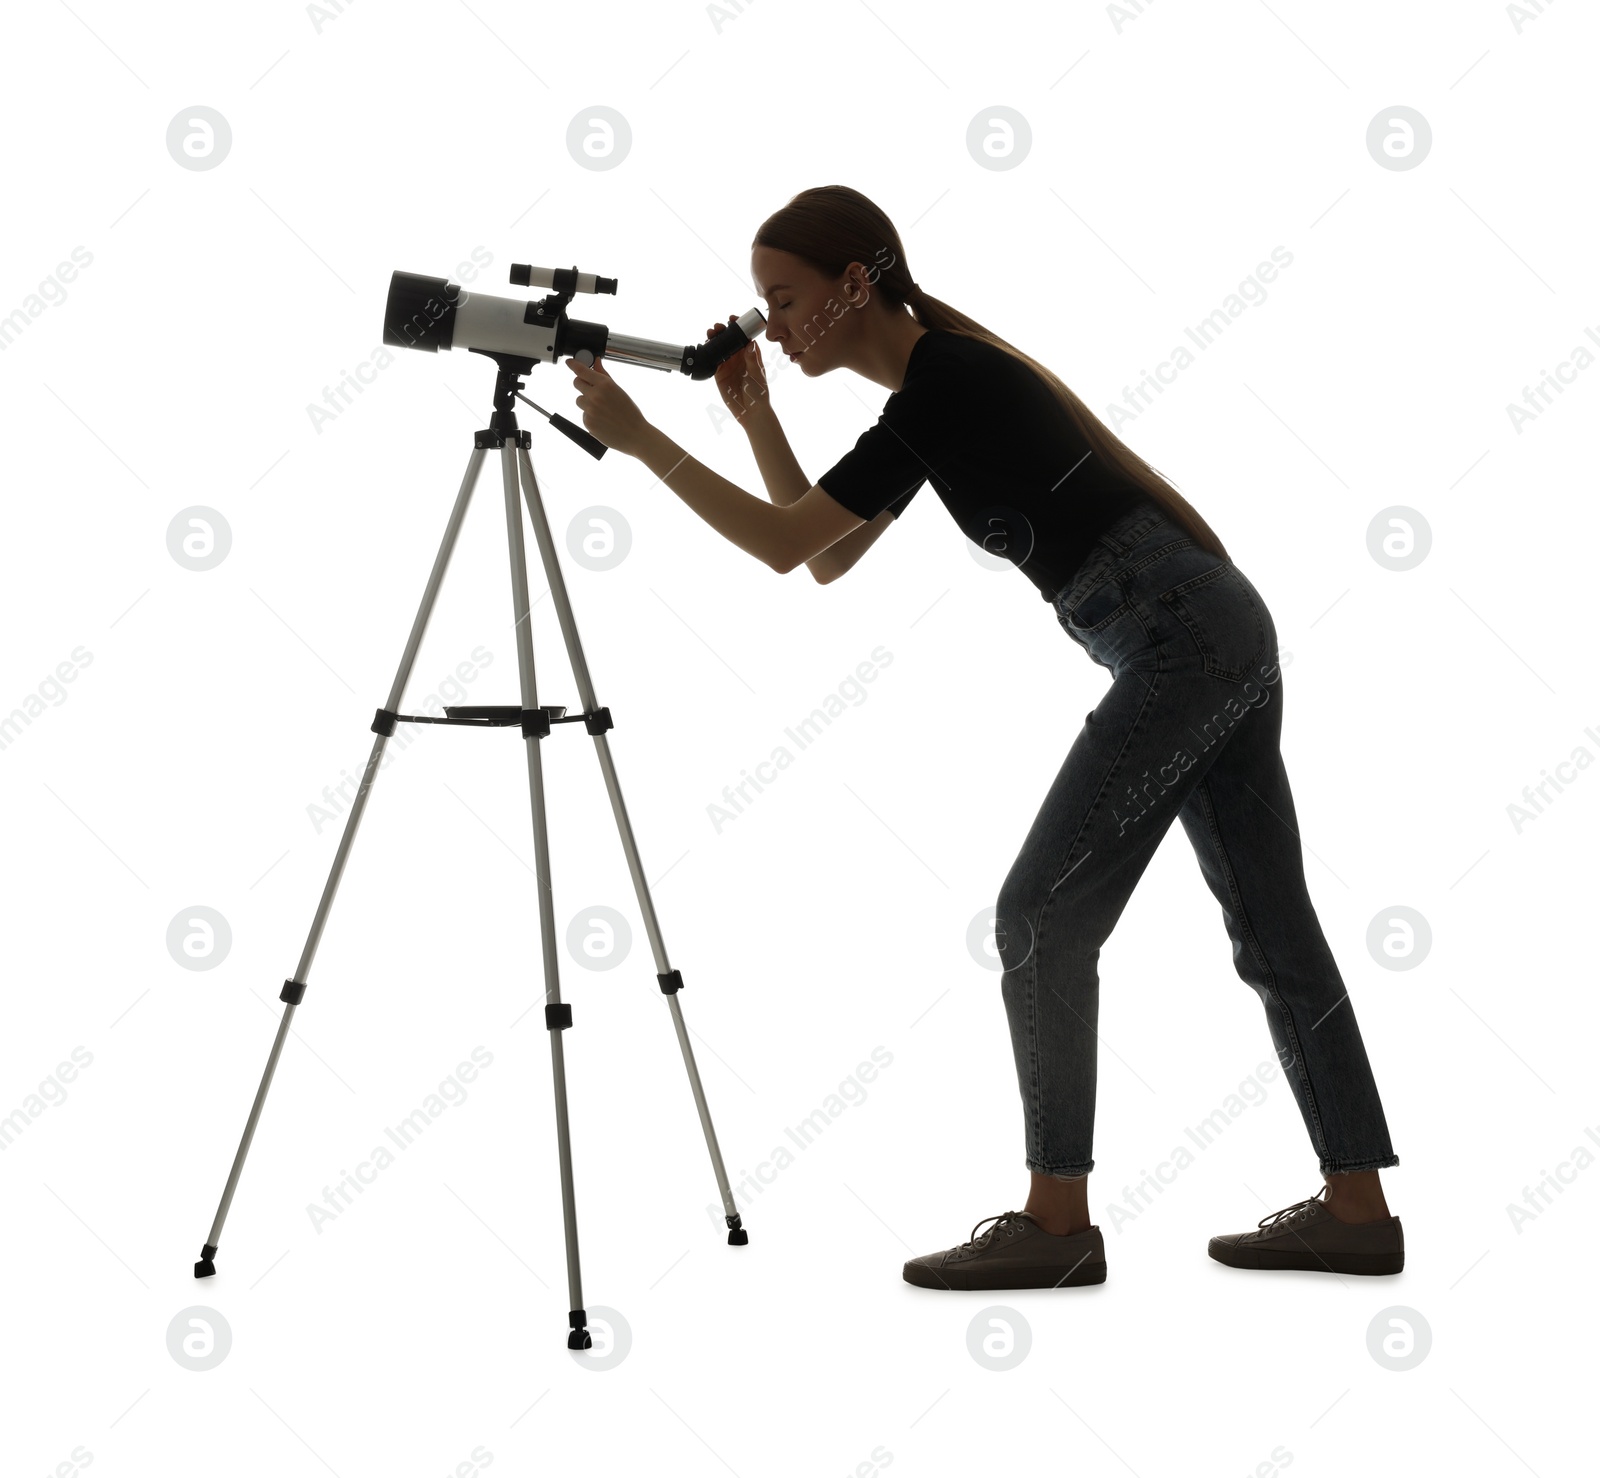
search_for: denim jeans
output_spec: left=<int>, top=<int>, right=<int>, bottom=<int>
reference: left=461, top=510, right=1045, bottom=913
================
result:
left=996, top=500, right=1399, bottom=1179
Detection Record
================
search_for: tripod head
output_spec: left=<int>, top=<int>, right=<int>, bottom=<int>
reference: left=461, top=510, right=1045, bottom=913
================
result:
left=469, top=350, right=609, bottom=461
left=383, top=263, right=766, bottom=379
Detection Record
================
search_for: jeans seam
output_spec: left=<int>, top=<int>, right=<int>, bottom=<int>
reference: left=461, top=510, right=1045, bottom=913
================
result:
left=1058, top=535, right=1191, bottom=629
left=1057, top=510, right=1166, bottom=605
left=1044, top=643, right=1163, bottom=898
left=1028, top=1159, right=1095, bottom=1177
left=1122, top=537, right=1193, bottom=581
left=1194, top=775, right=1331, bottom=1163
left=1020, top=933, right=1041, bottom=1163
left=1026, top=612, right=1165, bottom=1171
left=1323, top=1154, right=1401, bottom=1173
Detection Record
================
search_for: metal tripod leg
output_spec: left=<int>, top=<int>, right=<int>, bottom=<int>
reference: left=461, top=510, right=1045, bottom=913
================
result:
left=497, top=436, right=593, bottom=1351
left=193, top=444, right=491, bottom=1281
left=193, top=407, right=746, bottom=1354
left=514, top=441, right=746, bottom=1246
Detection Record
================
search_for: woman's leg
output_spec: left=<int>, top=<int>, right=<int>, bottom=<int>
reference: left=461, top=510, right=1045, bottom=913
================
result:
left=1024, top=1170, right=1091, bottom=1235
left=1173, top=593, right=1400, bottom=1183
left=1324, top=1169, right=1390, bottom=1221
left=997, top=565, right=1266, bottom=1192
left=1001, top=513, right=1399, bottom=1228
left=994, top=650, right=1189, bottom=1191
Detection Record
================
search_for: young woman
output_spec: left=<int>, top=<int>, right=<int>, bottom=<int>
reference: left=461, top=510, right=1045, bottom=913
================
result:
left=566, top=185, right=1402, bottom=1290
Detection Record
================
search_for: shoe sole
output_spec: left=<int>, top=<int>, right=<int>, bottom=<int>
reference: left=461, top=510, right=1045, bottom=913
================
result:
left=903, top=1259, right=1108, bottom=1291
left=1208, top=1240, right=1403, bottom=1275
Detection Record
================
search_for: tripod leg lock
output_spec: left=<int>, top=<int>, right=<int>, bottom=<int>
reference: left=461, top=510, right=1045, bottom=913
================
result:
left=545, top=1003, right=573, bottom=1030
left=280, top=979, right=307, bottom=1005
left=520, top=708, right=553, bottom=739
left=657, top=970, right=683, bottom=995
left=371, top=707, right=398, bottom=736
left=583, top=707, right=613, bottom=735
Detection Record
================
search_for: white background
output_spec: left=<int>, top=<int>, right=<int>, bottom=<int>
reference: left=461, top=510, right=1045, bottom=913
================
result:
left=2, top=1, right=1596, bottom=1473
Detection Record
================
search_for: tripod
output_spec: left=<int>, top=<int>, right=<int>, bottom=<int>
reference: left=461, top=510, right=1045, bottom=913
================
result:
left=193, top=352, right=748, bottom=1350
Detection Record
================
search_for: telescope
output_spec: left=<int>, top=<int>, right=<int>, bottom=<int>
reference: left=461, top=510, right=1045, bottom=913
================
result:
left=194, top=258, right=763, bottom=1352
left=383, top=263, right=767, bottom=380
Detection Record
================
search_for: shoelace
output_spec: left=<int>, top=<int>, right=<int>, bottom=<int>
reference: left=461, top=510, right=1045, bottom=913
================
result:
left=1255, top=1184, right=1330, bottom=1236
left=956, top=1210, right=1030, bottom=1255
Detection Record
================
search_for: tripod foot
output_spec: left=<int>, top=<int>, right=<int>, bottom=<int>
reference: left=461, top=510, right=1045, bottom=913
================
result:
left=194, top=1242, right=218, bottom=1278
left=567, top=1309, right=592, bottom=1350
left=726, top=1214, right=748, bottom=1246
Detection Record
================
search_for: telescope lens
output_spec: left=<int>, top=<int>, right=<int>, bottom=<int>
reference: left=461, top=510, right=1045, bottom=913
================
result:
left=384, top=271, right=460, bottom=353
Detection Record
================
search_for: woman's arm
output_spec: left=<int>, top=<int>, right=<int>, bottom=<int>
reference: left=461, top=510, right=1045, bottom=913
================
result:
left=633, top=422, right=863, bottom=576
left=563, top=352, right=865, bottom=576
left=740, top=407, right=892, bottom=583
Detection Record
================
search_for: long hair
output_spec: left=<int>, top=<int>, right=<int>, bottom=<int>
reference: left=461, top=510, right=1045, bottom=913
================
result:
left=753, top=185, right=1229, bottom=562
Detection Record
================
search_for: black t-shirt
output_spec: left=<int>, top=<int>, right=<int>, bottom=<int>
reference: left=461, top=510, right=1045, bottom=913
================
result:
left=816, top=328, right=1144, bottom=600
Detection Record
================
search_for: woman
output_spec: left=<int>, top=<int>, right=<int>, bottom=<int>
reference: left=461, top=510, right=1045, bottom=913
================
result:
left=566, top=185, right=1402, bottom=1291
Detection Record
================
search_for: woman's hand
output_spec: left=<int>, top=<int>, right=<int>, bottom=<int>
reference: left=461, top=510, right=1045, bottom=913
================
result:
left=566, top=355, right=650, bottom=457
left=709, top=311, right=770, bottom=429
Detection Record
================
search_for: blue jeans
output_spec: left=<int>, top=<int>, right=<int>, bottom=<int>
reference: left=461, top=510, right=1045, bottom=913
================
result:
left=996, top=501, right=1399, bottom=1179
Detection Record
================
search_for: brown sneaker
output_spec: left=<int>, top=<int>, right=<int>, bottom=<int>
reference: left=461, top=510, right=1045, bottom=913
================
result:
left=903, top=1210, right=1107, bottom=1290
left=1209, top=1185, right=1404, bottom=1275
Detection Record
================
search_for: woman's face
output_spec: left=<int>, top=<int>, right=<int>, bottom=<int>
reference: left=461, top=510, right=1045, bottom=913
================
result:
left=750, top=245, right=870, bottom=378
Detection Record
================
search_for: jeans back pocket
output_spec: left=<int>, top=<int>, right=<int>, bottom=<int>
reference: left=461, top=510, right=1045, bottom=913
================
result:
left=1158, top=562, right=1267, bottom=682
